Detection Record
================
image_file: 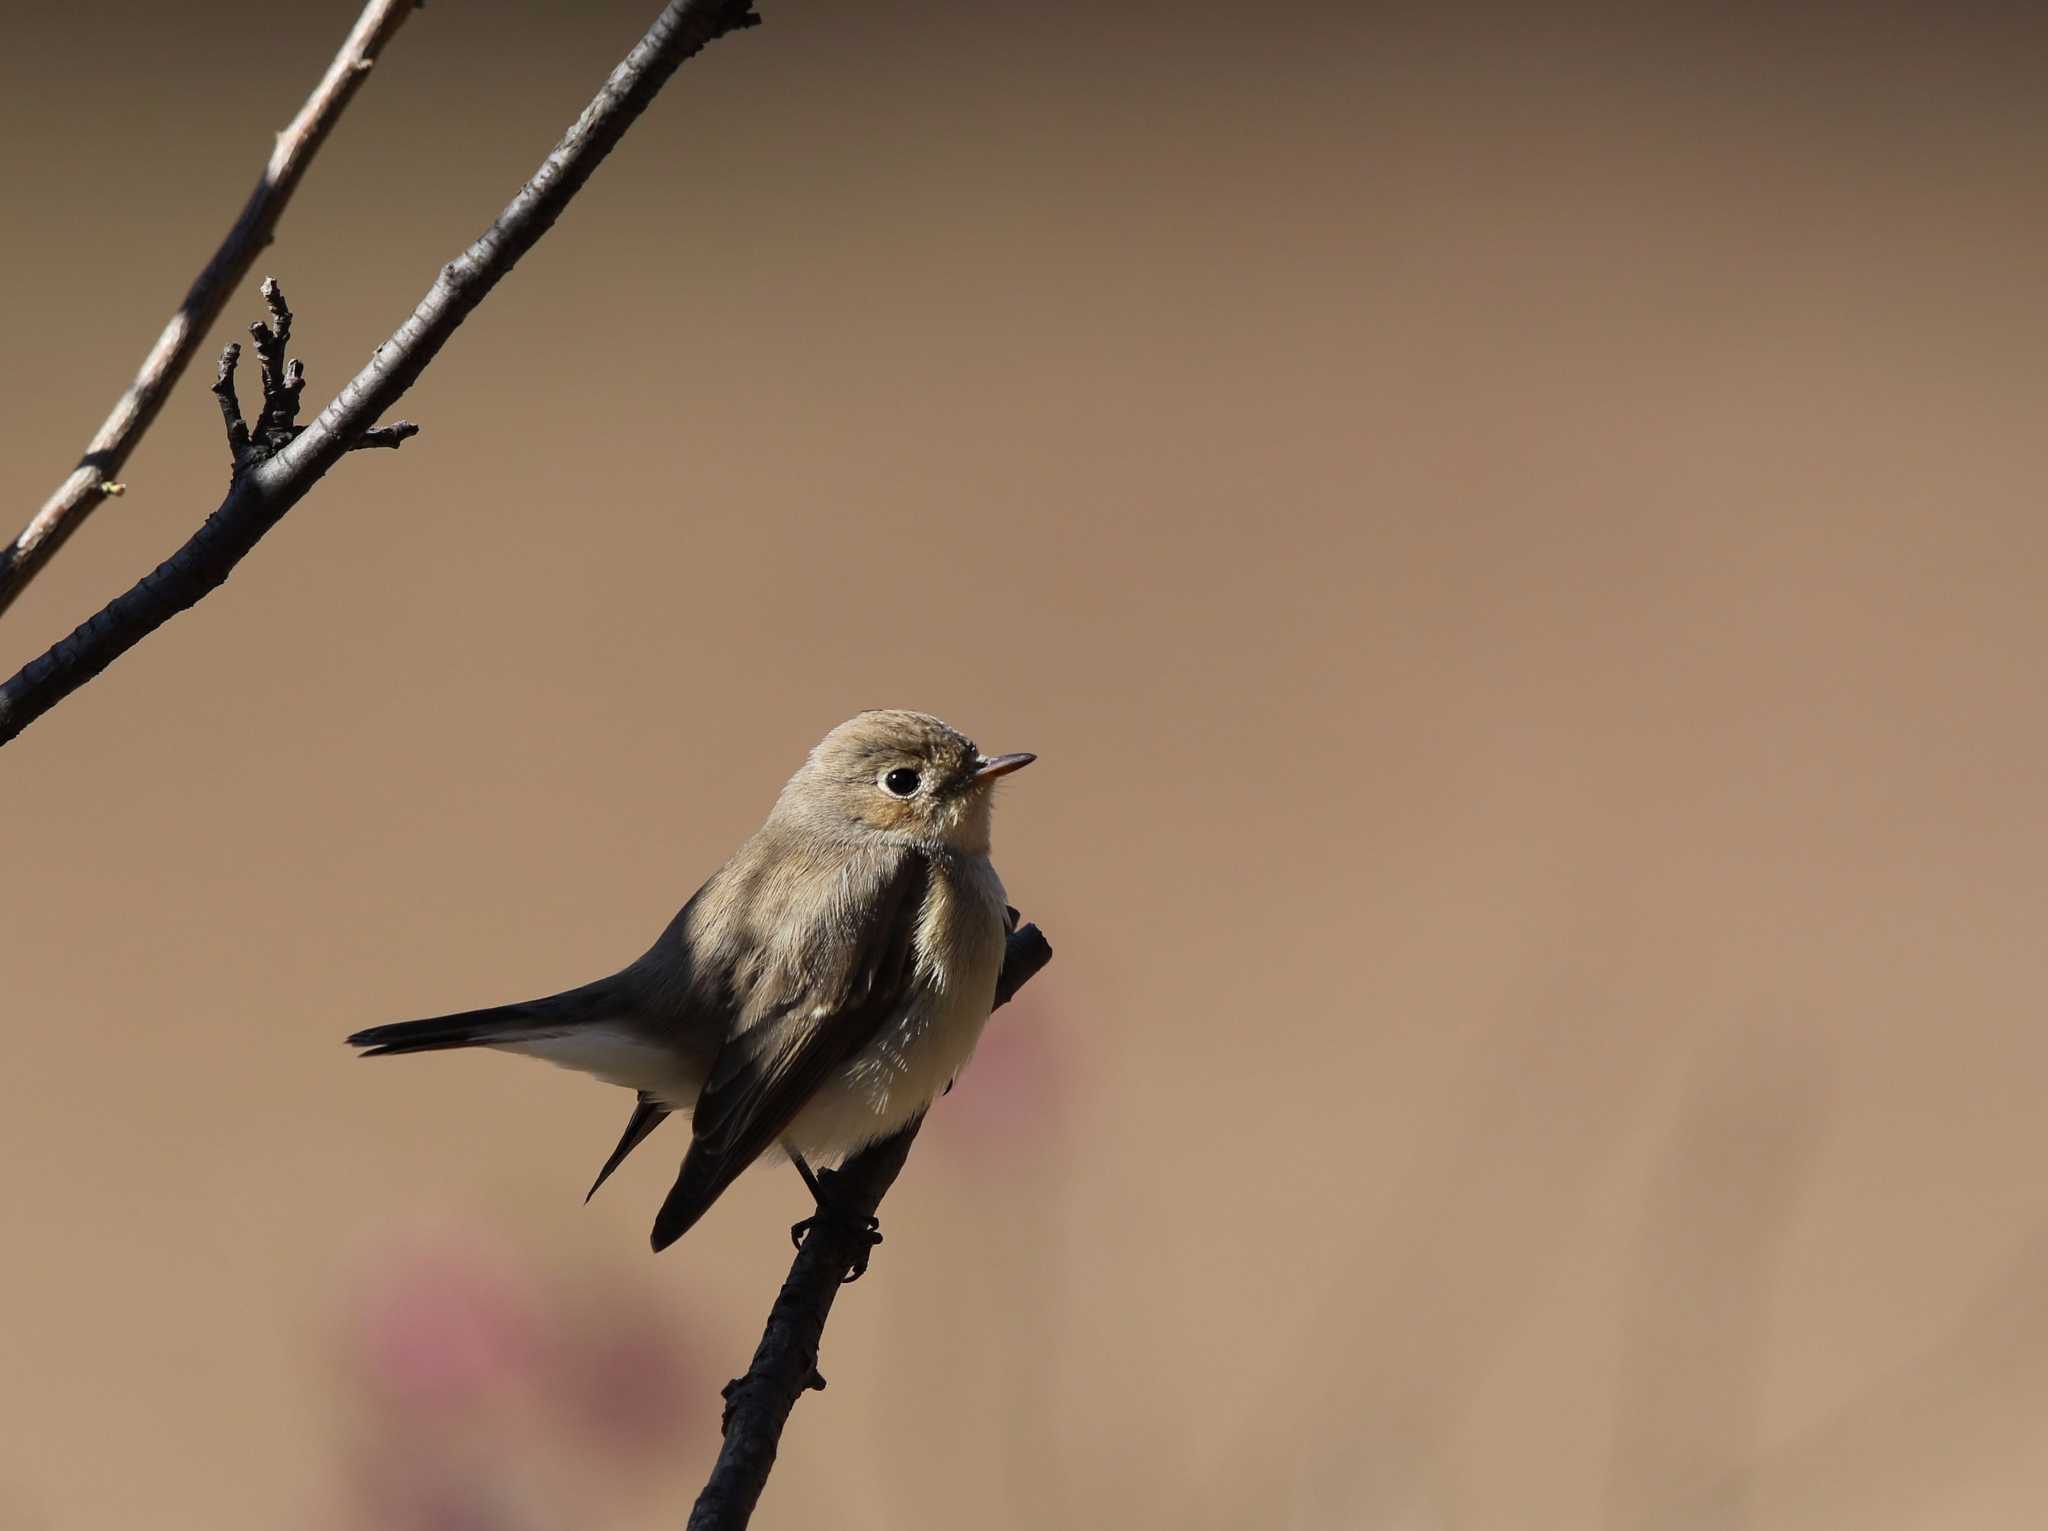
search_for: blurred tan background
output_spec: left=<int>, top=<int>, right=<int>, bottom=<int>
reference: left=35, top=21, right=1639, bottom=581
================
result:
left=5, top=1, right=2048, bottom=1527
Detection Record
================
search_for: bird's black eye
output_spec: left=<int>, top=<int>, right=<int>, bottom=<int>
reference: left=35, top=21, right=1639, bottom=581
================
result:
left=882, top=767, right=922, bottom=798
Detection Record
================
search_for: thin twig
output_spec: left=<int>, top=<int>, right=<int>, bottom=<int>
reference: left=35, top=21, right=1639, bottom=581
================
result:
left=209, top=280, right=418, bottom=478
left=248, top=277, right=299, bottom=442
left=352, top=424, right=419, bottom=451
left=687, top=923, right=1057, bottom=1531
left=0, top=0, right=761, bottom=747
left=211, top=346, right=251, bottom=463
left=0, top=0, right=420, bottom=621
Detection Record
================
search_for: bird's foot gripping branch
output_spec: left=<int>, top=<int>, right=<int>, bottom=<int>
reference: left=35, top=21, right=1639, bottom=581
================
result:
left=212, top=278, right=417, bottom=481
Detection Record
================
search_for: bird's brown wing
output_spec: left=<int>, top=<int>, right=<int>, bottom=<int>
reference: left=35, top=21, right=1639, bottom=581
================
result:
left=649, top=849, right=930, bottom=1251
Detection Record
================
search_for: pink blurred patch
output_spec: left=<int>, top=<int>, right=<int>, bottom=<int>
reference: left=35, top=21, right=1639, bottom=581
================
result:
left=934, top=991, right=1069, bottom=1156
left=544, top=1296, right=697, bottom=1456
left=345, top=1228, right=541, bottom=1410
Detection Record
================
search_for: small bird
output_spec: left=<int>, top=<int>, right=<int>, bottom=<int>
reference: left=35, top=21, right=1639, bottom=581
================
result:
left=346, top=709, right=1034, bottom=1256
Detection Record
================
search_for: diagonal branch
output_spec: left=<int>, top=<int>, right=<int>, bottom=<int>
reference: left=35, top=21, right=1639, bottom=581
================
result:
left=0, top=0, right=761, bottom=748
left=687, top=922, right=1057, bottom=1531
left=0, top=0, right=421, bottom=622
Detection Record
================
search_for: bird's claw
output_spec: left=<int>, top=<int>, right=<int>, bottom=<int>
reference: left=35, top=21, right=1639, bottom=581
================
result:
left=786, top=1160, right=884, bottom=1281
left=790, top=1207, right=884, bottom=1283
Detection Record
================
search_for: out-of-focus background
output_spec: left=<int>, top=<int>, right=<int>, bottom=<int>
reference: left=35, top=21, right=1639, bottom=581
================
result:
left=5, top=2, right=2047, bottom=1526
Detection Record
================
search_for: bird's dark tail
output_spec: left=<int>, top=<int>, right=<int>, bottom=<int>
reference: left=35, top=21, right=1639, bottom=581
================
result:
left=347, top=979, right=622, bottom=1058
left=346, top=1004, right=569, bottom=1057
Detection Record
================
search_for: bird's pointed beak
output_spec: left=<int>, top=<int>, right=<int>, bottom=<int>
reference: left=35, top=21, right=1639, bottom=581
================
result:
left=973, top=752, right=1036, bottom=782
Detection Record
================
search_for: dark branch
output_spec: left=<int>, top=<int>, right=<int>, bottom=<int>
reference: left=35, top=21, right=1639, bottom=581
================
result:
left=0, top=0, right=761, bottom=747
left=687, top=922, right=1056, bottom=1531
left=0, top=0, right=420, bottom=621
left=248, top=277, right=298, bottom=442
left=353, top=422, right=421, bottom=451
left=210, top=280, right=415, bottom=481
left=211, top=345, right=251, bottom=462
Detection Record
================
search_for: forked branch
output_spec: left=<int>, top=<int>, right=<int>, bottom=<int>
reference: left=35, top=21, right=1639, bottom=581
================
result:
left=211, top=279, right=418, bottom=480
left=0, top=0, right=421, bottom=620
left=0, top=0, right=760, bottom=746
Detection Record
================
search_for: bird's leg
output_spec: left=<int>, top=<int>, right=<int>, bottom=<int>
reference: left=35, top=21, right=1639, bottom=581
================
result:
left=787, top=1149, right=883, bottom=1283
left=789, top=1149, right=827, bottom=1204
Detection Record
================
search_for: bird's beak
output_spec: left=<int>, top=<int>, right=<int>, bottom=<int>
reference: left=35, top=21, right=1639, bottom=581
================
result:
left=973, top=752, right=1036, bottom=782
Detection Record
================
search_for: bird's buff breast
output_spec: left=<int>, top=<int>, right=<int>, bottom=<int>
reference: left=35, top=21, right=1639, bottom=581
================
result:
left=781, top=855, right=1009, bottom=1163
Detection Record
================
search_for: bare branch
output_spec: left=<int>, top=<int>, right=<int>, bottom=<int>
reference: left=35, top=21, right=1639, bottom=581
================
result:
left=248, top=277, right=299, bottom=442
left=353, top=422, right=421, bottom=451
left=207, top=282, right=416, bottom=484
left=0, top=0, right=421, bottom=621
left=211, top=345, right=251, bottom=462
left=687, top=923, right=1057, bottom=1531
left=0, top=0, right=761, bottom=747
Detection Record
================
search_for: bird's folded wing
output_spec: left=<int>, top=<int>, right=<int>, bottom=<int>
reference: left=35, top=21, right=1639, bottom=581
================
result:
left=650, top=849, right=930, bottom=1248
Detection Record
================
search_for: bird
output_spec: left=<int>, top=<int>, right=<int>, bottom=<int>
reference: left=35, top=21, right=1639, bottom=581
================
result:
left=345, top=710, right=1034, bottom=1259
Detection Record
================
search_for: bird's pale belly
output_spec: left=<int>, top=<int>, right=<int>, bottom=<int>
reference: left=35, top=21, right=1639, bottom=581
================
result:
left=782, top=861, right=1008, bottom=1162
left=779, top=980, right=995, bottom=1161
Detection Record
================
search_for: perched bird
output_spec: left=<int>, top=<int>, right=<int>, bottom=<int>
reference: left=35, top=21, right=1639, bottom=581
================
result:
left=346, top=709, right=1035, bottom=1255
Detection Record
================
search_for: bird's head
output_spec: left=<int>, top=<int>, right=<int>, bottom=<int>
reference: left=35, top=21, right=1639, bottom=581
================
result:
left=778, top=709, right=1034, bottom=853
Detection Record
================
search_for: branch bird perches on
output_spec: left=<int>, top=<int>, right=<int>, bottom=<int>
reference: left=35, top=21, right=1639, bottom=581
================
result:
left=687, top=923, right=1056, bottom=1531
